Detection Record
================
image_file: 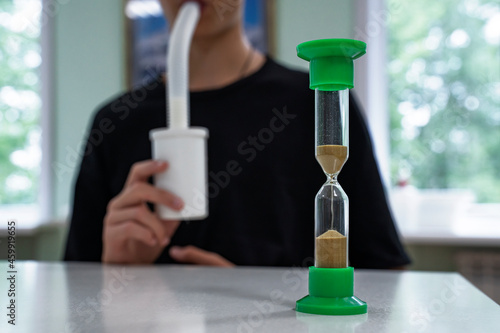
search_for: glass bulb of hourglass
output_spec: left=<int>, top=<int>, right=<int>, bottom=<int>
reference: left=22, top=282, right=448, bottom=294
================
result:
left=315, top=165, right=349, bottom=268
left=315, top=143, right=349, bottom=269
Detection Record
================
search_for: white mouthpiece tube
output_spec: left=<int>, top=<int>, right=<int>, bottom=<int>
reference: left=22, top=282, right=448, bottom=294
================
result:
left=167, top=2, right=200, bottom=129
left=151, top=2, right=208, bottom=220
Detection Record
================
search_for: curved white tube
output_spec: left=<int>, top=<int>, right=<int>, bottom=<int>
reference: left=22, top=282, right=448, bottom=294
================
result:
left=167, top=2, right=200, bottom=129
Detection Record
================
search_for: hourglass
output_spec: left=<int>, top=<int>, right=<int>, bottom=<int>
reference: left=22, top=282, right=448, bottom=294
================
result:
left=296, top=39, right=367, bottom=315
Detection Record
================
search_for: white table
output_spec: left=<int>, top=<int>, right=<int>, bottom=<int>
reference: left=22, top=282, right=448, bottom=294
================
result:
left=1, top=262, right=499, bottom=332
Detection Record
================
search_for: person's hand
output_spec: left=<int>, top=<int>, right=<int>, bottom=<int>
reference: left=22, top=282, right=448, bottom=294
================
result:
left=102, top=160, right=183, bottom=264
left=169, top=246, right=234, bottom=267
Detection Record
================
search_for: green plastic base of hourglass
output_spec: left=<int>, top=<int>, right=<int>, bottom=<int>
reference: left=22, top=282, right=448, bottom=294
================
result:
left=296, top=266, right=367, bottom=315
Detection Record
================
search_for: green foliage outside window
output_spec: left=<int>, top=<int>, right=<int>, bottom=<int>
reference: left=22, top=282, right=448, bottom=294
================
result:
left=0, top=1, right=41, bottom=204
left=388, top=0, right=500, bottom=202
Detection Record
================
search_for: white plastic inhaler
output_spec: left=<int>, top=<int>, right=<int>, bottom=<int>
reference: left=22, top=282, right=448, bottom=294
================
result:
left=150, top=2, right=208, bottom=220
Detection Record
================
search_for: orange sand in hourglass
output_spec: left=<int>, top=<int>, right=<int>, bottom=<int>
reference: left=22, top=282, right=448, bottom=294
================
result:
left=316, top=145, right=348, bottom=175
left=316, top=230, right=347, bottom=268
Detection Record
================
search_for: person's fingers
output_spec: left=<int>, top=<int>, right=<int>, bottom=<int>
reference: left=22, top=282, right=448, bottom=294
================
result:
left=169, top=246, right=235, bottom=267
left=126, top=160, right=168, bottom=187
left=105, top=205, right=170, bottom=246
left=160, top=219, right=181, bottom=239
left=109, top=182, right=184, bottom=211
left=112, top=221, right=158, bottom=247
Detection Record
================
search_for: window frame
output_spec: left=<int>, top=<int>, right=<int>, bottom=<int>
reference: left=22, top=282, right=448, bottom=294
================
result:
left=354, top=0, right=390, bottom=186
left=39, top=0, right=54, bottom=223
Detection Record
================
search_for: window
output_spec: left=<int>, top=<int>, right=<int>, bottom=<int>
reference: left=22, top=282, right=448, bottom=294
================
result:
left=387, top=0, right=500, bottom=229
left=0, top=0, right=43, bottom=224
left=356, top=0, right=499, bottom=231
left=388, top=0, right=500, bottom=200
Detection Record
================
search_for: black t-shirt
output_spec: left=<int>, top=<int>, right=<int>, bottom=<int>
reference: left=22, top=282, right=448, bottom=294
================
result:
left=64, top=57, right=410, bottom=268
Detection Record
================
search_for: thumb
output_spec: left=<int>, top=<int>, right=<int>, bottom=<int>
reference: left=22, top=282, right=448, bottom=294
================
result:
left=169, top=246, right=234, bottom=267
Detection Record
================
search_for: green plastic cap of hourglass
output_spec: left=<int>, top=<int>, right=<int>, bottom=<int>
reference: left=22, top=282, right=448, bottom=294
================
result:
left=297, top=39, right=366, bottom=91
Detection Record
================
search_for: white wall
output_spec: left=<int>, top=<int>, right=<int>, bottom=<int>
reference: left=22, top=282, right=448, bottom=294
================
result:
left=274, top=0, right=353, bottom=70
left=51, top=0, right=126, bottom=218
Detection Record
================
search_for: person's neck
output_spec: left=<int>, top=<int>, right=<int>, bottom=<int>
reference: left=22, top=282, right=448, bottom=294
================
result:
left=188, top=24, right=265, bottom=91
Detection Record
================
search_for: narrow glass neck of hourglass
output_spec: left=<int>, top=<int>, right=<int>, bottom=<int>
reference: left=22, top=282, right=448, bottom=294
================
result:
left=326, top=174, right=338, bottom=183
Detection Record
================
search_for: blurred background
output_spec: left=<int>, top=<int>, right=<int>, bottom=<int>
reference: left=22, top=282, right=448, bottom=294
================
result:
left=0, top=0, right=498, bottom=303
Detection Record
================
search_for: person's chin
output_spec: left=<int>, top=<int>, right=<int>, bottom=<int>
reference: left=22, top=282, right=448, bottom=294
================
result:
left=193, top=17, right=223, bottom=37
